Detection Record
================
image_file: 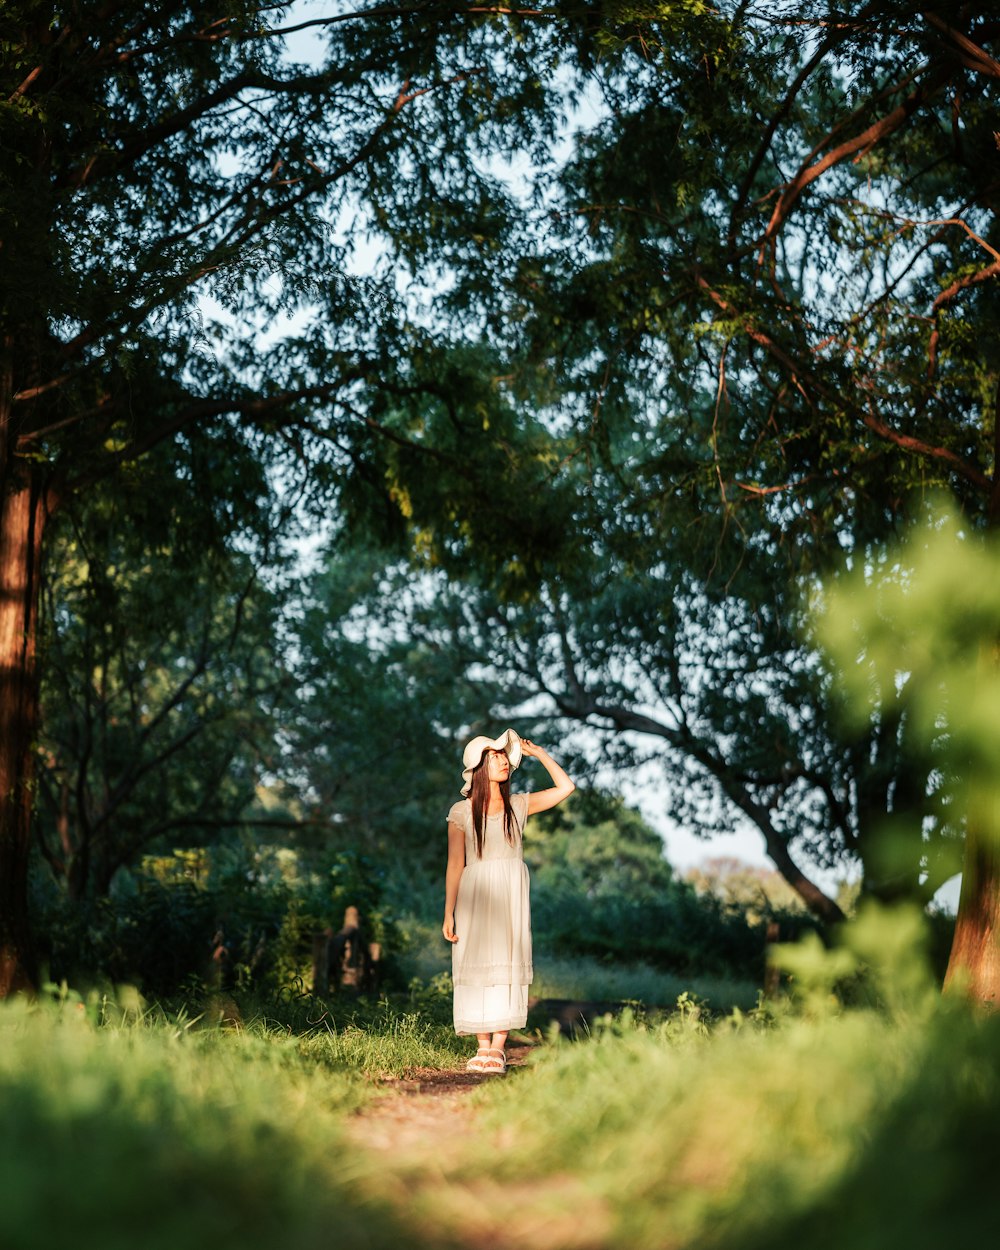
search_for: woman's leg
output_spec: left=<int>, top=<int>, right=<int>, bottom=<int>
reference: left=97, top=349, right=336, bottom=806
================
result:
left=490, top=1029, right=508, bottom=1054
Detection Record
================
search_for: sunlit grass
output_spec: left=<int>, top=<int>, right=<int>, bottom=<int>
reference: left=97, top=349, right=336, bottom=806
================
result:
left=5, top=908, right=994, bottom=1250
left=482, top=1009, right=905, bottom=1244
left=0, top=997, right=432, bottom=1250
left=292, top=1008, right=468, bottom=1076
left=409, top=993, right=993, bottom=1250
left=353, top=908, right=996, bottom=1250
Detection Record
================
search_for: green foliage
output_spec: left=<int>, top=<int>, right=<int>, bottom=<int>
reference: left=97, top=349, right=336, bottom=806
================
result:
left=7, top=0, right=1000, bottom=1002
left=527, top=789, right=676, bottom=901
left=771, top=901, right=937, bottom=1018
left=530, top=879, right=802, bottom=979
left=524, top=791, right=785, bottom=978
left=315, top=3, right=1000, bottom=923
left=32, top=854, right=283, bottom=999
left=0, top=0, right=594, bottom=986
left=36, top=445, right=288, bottom=898
left=816, top=503, right=1000, bottom=866
left=280, top=547, right=502, bottom=874
left=31, top=842, right=406, bottom=1001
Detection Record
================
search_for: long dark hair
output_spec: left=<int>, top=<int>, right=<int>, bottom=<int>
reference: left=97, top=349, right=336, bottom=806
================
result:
left=469, top=754, right=517, bottom=859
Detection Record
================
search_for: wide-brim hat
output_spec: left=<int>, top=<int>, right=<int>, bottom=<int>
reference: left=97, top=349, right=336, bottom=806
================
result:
left=461, top=728, right=522, bottom=796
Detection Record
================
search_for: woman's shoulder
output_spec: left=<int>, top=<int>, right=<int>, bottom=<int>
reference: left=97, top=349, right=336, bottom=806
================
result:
left=446, top=798, right=470, bottom=825
left=511, top=793, right=530, bottom=823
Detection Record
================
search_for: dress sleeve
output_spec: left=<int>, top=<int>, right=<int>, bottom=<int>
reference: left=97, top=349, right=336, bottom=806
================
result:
left=513, top=793, right=529, bottom=834
left=446, top=800, right=467, bottom=828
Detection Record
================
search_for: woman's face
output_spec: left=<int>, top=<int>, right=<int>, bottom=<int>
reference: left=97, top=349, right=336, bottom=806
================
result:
left=486, top=749, right=510, bottom=783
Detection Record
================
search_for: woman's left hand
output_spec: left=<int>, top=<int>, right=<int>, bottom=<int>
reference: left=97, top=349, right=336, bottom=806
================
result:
left=520, top=738, right=543, bottom=759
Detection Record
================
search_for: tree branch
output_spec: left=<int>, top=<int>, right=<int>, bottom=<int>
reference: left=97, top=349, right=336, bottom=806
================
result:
left=554, top=686, right=845, bottom=923
left=696, top=276, right=992, bottom=494
left=927, top=257, right=1000, bottom=379
left=758, top=63, right=950, bottom=256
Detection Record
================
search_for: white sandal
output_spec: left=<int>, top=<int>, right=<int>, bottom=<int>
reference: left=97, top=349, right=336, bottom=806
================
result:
left=480, top=1048, right=507, bottom=1074
left=466, top=1047, right=491, bottom=1072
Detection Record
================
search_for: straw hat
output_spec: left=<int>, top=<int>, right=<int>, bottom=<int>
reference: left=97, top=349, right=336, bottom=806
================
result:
left=460, top=728, right=522, bottom=796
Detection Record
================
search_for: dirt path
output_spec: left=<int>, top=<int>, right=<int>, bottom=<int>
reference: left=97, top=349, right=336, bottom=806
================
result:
left=345, top=1039, right=533, bottom=1152
left=345, top=1041, right=612, bottom=1250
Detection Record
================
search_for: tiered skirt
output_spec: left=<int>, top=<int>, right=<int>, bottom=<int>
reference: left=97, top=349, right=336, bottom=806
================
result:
left=452, top=858, right=532, bottom=1035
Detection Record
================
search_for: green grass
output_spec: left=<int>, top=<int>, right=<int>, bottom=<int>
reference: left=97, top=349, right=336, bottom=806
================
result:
left=0, top=996, right=450, bottom=1250
left=5, top=908, right=994, bottom=1250
left=446, top=906, right=997, bottom=1250
left=293, top=1005, right=469, bottom=1076
left=463, top=996, right=999, bottom=1250
left=482, top=1007, right=910, bottom=1245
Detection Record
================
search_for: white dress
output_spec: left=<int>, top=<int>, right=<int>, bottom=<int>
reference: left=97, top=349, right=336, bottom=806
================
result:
left=448, top=794, right=533, bottom=1035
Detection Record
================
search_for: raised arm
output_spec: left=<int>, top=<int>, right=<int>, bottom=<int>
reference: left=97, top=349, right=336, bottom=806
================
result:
left=522, top=740, right=576, bottom=815
left=442, top=818, right=465, bottom=943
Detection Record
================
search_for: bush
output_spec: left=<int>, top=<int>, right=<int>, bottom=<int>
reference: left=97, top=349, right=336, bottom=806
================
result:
left=531, top=879, right=813, bottom=982
left=30, top=845, right=407, bottom=1001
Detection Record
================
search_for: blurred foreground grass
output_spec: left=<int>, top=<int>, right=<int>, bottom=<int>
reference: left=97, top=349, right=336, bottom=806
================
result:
left=3, top=907, right=998, bottom=1250
left=0, top=995, right=465, bottom=1250
left=456, top=905, right=999, bottom=1250
left=460, top=996, right=999, bottom=1250
left=376, top=906, right=999, bottom=1250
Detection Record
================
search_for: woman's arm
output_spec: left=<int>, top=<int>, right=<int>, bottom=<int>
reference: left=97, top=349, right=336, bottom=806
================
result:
left=521, top=740, right=576, bottom=815
left=442, top=819, right=465, bottom=943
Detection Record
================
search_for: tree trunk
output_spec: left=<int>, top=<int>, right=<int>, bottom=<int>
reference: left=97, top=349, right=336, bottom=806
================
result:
left=943, top=823, right=1000, bottom=1004
left=943, top=644, right=1000, bottom=1003
left=943, top=388, right=1000, bottom=1004
left=0, top=460, right=53, bottom=996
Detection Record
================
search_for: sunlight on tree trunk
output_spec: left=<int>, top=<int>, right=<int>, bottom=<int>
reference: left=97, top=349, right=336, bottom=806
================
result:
left=943, top=404, right=1000, bottom=1004
left=945, top=625, right=1000, bottom=1005
left=944, top=827, right=1000, bottom=1005
left=0, top=459, right=52, bottom=995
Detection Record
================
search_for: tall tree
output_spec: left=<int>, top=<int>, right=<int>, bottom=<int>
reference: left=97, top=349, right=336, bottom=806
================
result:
left=536, top=4, right=1000, bottom=963
left=8, top=0, right=1000, bottom=1000
left=520, top=1, right=1000, bottom=982
left=0, top=0, right=577, bottom=993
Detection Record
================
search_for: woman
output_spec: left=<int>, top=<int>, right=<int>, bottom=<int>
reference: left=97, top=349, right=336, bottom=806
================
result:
left=442, top=729, right=575, bottom=1073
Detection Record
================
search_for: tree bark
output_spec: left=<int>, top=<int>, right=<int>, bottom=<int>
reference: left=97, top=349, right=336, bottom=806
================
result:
left=943, top=381, right=1000, bottom=1004
left=0, top=458, right=53, bottom=995
left=943, top=822, right=1000, bottom=1004
left=942, top=641, right=1000, bottom=1003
